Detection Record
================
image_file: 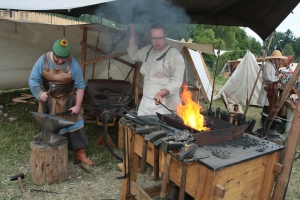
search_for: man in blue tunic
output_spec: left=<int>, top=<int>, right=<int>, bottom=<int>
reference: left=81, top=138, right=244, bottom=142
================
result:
left=29, top=39, right=93, bottom=165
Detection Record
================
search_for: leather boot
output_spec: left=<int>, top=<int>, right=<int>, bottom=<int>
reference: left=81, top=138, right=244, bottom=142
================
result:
left=75, top=149, right=94, bottom=166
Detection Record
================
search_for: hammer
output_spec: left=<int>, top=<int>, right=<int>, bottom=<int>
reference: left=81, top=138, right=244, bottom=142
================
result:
left=44, top=82, right=56, bottom=114
left=10, top=173, right=25, bottom=193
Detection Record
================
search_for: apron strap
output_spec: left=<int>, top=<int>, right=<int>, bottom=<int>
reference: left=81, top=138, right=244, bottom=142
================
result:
left=156, top=47, right=172, bottom=61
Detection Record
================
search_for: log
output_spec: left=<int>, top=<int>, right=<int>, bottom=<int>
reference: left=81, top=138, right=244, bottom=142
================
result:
left=30, top=141, right=69, bottom=185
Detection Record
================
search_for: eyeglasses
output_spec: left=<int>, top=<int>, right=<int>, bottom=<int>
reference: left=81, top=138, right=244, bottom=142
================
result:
left=151, top=37, right=165, bottom=41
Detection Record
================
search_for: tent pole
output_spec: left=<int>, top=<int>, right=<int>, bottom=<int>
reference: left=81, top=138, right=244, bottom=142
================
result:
left=244, top=31, right=275, bottom=115
left=209, top=41, right=221, bottom=109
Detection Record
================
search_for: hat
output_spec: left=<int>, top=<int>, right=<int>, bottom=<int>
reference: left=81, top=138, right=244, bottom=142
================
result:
left=268, top=50, right=287, bottom=59
left=52, top=39, right=71, bottom=58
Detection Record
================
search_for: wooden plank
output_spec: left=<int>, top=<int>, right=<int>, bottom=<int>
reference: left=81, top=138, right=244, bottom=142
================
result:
left=272, top=100, right=300, bottom=200
left=273, top=163, right=283, bottom=174
left=83, top=42, right=135, bottom=68
left=132, top=62, right=142, bottom=107
left=80, top=26, right=87, bottom=78
left=143, top=183, right=172, bottom=197
left=160, top=153, right=171, bottom=198
left=118, top=120, right=124, bottom=149
left=79, top=24, right=124, bottom=33
left=80, top=51, right=128, bottom=65
left=259, top=151, right=282, bottom=200
left=168, top=156, right=201, bottom=197
left=194, top=164, right=214, bottom=200
left=130, top=181, right=152, bottom=200
left=120, top=126, right=139, bottom=200
left=214, top=184, right=226, bottom=198
left=209, top=155, right=272, bottom=200
left=133, top=133, right=155, bottom=166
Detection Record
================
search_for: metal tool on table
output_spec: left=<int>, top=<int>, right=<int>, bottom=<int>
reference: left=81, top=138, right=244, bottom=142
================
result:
left=122, top=108, right=180, bottom=133
left=139, top=130, right=169, bottom=177
left=43, top=82, right=56, bottom=114
left=159, top=134, right=197, bottom=199
left=10, top=173, right=25, bottom=193
left=30, top=112, right=75, bottom=146
left=117, top=112, right=161, bottom=134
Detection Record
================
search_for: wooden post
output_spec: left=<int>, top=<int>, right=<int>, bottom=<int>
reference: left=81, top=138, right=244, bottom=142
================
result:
left=132, top=62, right=142, bottom=108
left=92, top=31, right=100, bottom=79
left=244, top=31, right=275, bottom=115
left=209, top=41, right=221, bottom=109
left=30, top=141, right=68, bottom=186
left=271, top=100, right=300, bottom=199
left=80, top=26, right=87, bottom=79
left=120, top=123, right=139, bottom=200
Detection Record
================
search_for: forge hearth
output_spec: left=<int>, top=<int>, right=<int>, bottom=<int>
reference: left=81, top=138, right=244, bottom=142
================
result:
left=156, top=113, right=249, bottom=146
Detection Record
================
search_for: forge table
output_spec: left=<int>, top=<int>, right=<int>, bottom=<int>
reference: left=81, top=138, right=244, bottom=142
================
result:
left=118, top=117, right=284, bottom=200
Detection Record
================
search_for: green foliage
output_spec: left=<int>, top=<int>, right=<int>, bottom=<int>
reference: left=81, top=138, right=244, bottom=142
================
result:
left=282, top=43, right=295, bottom=56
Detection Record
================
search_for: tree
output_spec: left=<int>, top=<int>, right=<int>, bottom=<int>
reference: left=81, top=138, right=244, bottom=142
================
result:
left=282, top=43, right=295, bottom=56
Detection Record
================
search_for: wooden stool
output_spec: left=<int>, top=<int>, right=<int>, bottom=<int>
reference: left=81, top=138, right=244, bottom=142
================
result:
left=30, top=141, right=68, bottom=185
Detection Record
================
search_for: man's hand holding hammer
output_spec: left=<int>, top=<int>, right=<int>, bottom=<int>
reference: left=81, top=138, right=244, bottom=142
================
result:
left=39, top=82, right=55, bottom=102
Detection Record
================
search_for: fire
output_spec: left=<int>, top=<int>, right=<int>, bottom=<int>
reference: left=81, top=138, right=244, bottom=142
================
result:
left=176, top=85, right=209, bottom=131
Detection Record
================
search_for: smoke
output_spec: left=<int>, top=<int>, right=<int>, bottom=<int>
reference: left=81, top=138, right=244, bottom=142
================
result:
left=94, top=0, right=191, bottom=25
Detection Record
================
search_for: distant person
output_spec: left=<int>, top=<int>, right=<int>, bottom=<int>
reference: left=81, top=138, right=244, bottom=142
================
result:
left=127, top=23, right=185, bottom=115
left=28, top=38, right=93, bottom=165
left=257, top=50, right=286, bottom=112
left=257, top=50, right=286, bottom=135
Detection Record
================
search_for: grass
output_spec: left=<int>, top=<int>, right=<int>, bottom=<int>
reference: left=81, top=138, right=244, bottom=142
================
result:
left=1, top=87, right=300, bottom=199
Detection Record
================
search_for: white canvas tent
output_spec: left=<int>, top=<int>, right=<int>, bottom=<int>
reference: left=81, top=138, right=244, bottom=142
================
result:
left=0, top=19, right=133, bottom=90
left=167, top=39, right=214, bottom=102
left=213, top=50, right=263, bottom=107
left=0, top=18, right=215, bottom=97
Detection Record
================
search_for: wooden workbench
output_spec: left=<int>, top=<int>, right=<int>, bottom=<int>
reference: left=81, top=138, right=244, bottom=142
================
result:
left=118, top=117, right=284, bottom=200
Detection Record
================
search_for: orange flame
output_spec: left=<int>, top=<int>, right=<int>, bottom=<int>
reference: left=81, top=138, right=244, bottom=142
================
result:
left=176, top=85, right=209, bottom=131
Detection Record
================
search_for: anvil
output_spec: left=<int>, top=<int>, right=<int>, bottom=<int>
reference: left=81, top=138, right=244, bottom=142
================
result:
left=30, top=112, right=75, bottom=146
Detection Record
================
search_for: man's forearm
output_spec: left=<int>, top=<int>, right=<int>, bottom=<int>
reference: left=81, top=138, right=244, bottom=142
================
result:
left=75, top=89, right=84, bottom=107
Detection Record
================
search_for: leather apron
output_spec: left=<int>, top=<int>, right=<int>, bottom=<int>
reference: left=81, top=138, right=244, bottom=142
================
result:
left=40, top=53, right=83, bottom=122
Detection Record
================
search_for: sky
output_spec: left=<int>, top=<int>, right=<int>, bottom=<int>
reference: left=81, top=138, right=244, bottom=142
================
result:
left=245, top=3, right=300, bottom=44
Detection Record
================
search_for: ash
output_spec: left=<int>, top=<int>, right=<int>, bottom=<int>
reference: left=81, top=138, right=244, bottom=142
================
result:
left=202, top=135, right=261, bottom=159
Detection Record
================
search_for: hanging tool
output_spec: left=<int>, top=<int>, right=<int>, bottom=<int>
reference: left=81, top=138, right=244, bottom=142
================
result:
left=140, top=130, right=168, bottom=175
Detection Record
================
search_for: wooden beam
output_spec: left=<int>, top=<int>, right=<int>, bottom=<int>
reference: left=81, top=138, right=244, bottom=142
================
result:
left=143, top=183, right=172, bottom=197
left=130, top=181, right=152, bottom=200
left=80, top=51, right=128, bottom=66
left=132, top=62, right=142, bottom=108
left=273, top=163, right=283, bottom=174
left=80, top=26, right=87, bottom=79
left=268, top=62, right=300, bottom=121
left=79, top=24, right=124, bottom=33
left=271, top=100, right=300, bottom=200
left=214, top=184, right=226, bottom=198
left=83, top=41, right=135, bottom=68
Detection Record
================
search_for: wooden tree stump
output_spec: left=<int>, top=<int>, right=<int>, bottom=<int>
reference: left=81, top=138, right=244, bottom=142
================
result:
left=30, top=141, right=69, bottom=185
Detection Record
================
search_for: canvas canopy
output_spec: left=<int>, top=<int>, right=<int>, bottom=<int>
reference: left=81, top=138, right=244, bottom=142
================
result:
left=213, top=50, right=263, bottom=107
left=0, top=19, right=215, bottom=91
left=0, top=0, right=299, bottom=40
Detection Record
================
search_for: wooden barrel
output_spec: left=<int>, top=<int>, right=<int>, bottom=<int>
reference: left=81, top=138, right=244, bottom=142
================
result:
left=30, top=141, right=69, bottom=185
